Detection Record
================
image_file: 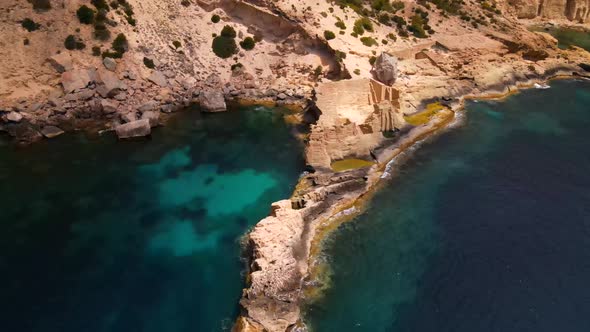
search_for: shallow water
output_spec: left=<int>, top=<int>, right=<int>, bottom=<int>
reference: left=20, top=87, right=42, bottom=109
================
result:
left=306, top=80, right=590, bottom=332
left=531, top=26, right=590, bottom=51
left=0, top=107, right=304, bottom=332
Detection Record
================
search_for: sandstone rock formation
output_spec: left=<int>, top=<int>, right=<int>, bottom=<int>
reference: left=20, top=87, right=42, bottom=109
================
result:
left=199, top=90, right=227, bottom=112
left=508, top=0, right=590, bottom=21
left=306, top=78, right=405, bottom=169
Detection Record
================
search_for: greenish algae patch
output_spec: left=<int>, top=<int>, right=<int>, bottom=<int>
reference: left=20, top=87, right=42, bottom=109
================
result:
left=404, top=102, right=445, bottom=126
left=331, top=159, right=375, bottom=172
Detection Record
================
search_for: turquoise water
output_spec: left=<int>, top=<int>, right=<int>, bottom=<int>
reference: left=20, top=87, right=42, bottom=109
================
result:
left=306, top=80, right=590, bottom=331
left=531, top=26, right=590, bottom=51
left=0, top=107, right=304, bottom=332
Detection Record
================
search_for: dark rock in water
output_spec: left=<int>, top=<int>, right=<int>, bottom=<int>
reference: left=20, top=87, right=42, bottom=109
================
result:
left=304, top=164, right=316, bottom=173
left=115, top=119, right=151, bottom=139
left=579, top=63, right=590, bottom=72
left=40, top=126, right=64, bottom=138
left=204, top=177, right=214, bottom=185
left=236, top=216, right=248, bottom=228
left=139, top=211, right=162, bottom=228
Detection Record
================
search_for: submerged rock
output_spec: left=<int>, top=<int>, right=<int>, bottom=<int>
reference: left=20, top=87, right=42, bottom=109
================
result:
left=199, top=89, right=227, bottom=112
left=40, top=125, right=64, bottom=138
left=115, top=119, right=151, bottom=139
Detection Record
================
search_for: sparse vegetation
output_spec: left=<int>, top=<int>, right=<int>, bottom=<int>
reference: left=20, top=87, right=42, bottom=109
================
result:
left=360, top=36, right=378, bottom=47
left=369, top=55, right=377, bottom=65
left=240, top=37, right=256, bottom=50
left=77, top=5, right=96, bottom=24
left=353, top=17, right=373, bottom=35
left=354, top=68, right=361, bottom=75
left=211, top=14, right=220, bottom=23
left=64, top=35, right=86, bottom=50
left=221, top=25, right=237, bottom=38
left=212, top=35, right=238, bottom=58
left=28, top=0, right=51, bottom=11
left=173, top=40, right=182, bottom=49
left=324, top=30, right=336, bottom=40
left=91, top=0, right=109, bottom=11
left=143, top=57, right=155, bottom=68
left=314, top=65, right=323, bottom=78
left=21, top=18, right=41, bottom=32
left=112, top=33, right=128, bottom=54
left=92, top=46, right=101, bottom=56
left=335, top=20, right=346, bottom=30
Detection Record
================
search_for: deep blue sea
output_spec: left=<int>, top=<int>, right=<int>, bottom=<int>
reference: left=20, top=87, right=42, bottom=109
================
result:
left=0, top=107, right=304, bottom=332
left=306, top=79, right=590, bottom=332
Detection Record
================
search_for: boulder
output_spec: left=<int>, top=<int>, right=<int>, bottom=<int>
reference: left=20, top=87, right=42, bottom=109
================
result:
left=103, top=57, right=117, bottom=71
left=48, top=53, right=73, bottom=73
left=373, top=52, right=398, bottom=86
left=137, top=100, right=159, bottom=112
left=141, top=110, right=160, bottom=127
left=121, top=112, right=138, bottom=123
left=40, top=126, right=65, bottom=138
left=148, top=71, right=168, bottom=87
left=115, top=119, right=151, bottom=139
left=6, top=112, right=23, bottom=123
left=61, top=69, right=92, bottom=93
left=199, top=89, right=227, bottom=112
left=96, top=69, right=126, bottom=98
left=100, top=99, right=118, bottom=114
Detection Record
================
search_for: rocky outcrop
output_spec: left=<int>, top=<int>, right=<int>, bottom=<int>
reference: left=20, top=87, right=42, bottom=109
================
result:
left=48, top=53, right=73, bottom=73
left=199, top=89, right=227, bottom=112
left=508, top=0, right=590, bottom=22
left=240, top=200, right=305, bottom=332
left=372, top=53, right=398, bottom=86
left=115, top=119, right=151, bottom=139
left=305, top=79, right=405, bottom=169
left=40, top=126, right=64, bottom=138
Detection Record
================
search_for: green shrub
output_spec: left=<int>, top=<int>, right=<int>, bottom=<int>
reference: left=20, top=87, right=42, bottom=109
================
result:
left=372, top=0, right=393, bottom=12
left=112, top=33, right=128, bottom=54
left=239, top=37, right=255, bottom=50
left=321, top=11, right=328, bottom=18
left=314, top=65, right=323, bottom=77
left=91, top=0, right=109, bottom=11
left=220, top=25, right=236, bottom=38
left=92, top=46, right=101, bottom=56
left=102, top=50, right=122, bottom=59
left=173, top=40, right=182, bottom=49
left=64, top=35, right=86, bottom=50
left=21, top=18, right=41, bottom=32
left=335, top=20, right=346, bottom=30
left=369, top=56, right=377, bottom=65
left=143, top=57, right=155, bottom=68
left=28, top=0, right=51, bottom=11
left=94, top=23, right=111, bottom=41
left=360, top=36, right=378, bottom=47
left=110, top=1, right=119, bottom=9
left=335, top=50, right=347, bottom=61
left=211, top=14, right=220, bottom=23
left=392, top=1, right=405, bottom=11
left=212, top=36, right=237, bottom=58
left=324, top=30, right=336, bottom=40
left=77, top=5, right=96, bottom=24
left=354, top=68, right=361, bottom=75
left=64, top=35, right=77, bottom=50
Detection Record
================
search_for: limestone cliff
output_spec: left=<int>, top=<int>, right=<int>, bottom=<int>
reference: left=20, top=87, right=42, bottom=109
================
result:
left=507, top=0, right=590, bottom=22
left=305, top=78, right=405, bottom=170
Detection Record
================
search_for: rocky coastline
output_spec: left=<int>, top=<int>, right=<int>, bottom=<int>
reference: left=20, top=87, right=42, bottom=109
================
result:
left=233, top=61, right=590, bottom=332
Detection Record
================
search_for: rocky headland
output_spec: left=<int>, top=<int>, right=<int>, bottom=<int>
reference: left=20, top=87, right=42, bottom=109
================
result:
left=2, top=0, right=590, bottom=331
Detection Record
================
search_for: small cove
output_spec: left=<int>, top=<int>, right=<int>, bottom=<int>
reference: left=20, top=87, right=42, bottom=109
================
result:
left=0, top=106, right=304, bottom=332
